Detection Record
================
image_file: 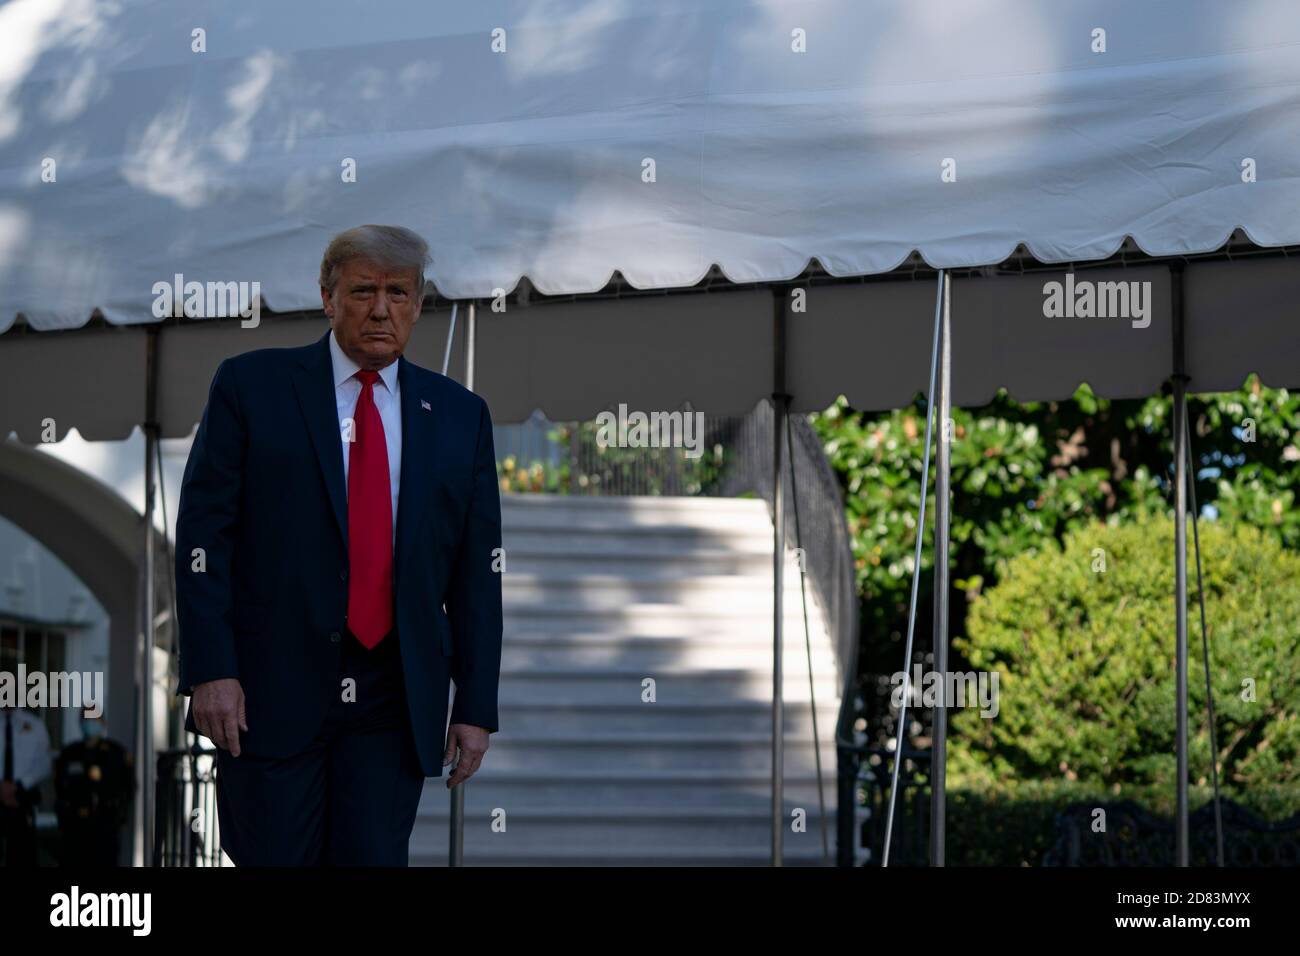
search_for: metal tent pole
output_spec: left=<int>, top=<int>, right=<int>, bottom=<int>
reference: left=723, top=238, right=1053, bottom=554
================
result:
left=441, top=302, right=459, bottom=377
left=1183, top=412, right=1225, bottom=866
left=771, top=290, right=788, bottom=866
left=141, top=326, right=159, bottom=866
left=466, top=301, right=477, bottom=392
left=929, top=273, right=951, bottom=867
left=882, top=270, right=946, bottom=866
left=446, top=300, right=470, bottom=868
left=1173, top=377, right=1190, bottom=864
left=1171, top=263, right=1190, bottom=866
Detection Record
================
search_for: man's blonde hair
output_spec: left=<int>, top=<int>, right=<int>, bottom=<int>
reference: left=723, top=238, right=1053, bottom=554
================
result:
left=319, top=224, right=431, bottom=299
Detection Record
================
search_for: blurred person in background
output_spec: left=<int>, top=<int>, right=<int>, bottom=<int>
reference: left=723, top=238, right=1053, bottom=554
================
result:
left=0, top=704, right=52, bottom=866
left=54, top=715, right=134, bottom=866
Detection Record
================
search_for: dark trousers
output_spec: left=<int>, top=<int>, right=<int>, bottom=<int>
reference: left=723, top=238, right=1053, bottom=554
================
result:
left=0, top=804, right=38, bottom=867
left=215, top=629, right=426, bottom=866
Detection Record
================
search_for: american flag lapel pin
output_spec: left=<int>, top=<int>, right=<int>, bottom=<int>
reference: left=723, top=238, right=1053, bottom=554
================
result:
left=421, top=399, right=431, bottom=411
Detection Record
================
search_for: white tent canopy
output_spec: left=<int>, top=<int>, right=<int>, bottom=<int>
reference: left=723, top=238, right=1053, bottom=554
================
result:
left=2, top=0, right=1298, bottom=435
left=3, top=0, right=1298, bottom=315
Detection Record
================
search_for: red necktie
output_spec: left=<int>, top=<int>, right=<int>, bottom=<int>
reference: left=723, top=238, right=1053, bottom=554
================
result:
left=347, top=369, right=393, bottom=648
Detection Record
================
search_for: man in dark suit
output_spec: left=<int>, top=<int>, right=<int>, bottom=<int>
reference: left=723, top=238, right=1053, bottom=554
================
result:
left=175, top=224, right=502, bottom=866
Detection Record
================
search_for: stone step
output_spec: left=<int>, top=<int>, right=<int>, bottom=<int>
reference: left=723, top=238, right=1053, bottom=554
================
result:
left=502, top=572, right=822, bottom=610
left=474, top=732, right=837, bottom=772
left=501, top=494, right=771, bottom=521
left=408, top=806, right=836, bottom=856
left=413, top=843, right=833, bottom=866
left=501, top=546, right=777, bottom=576
left=497, top=667, right=841, bottom=702
left=504, top=599, right=826, bottom=631
left=501, top=632, right=839, bottom=671
left=500, top=518, right=775, bottom=546
left=416, top=769, right=831, bottom=811
left=497, top=699, right=843, bottom=734
left=503, top=530, right=777, bottom=561
left=501, top=528, right=776, bottom=552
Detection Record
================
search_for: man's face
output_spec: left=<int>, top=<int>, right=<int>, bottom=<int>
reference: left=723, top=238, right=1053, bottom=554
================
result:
left=322, top=257, right=421, bottom=369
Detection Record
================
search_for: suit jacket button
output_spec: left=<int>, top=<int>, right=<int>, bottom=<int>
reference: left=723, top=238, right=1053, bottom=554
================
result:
left=329, top=631, right=341, bottom=643
left=339, top=569, right=348, bottom=581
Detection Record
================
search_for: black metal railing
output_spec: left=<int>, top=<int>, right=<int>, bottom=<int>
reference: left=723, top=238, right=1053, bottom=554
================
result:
left=851, top=745, right=932, bottom=867
left=1044, top=800, right=1300, bottom=867
left=715, top=401, right=859, bottom=696
left=495, top=411, right=732, bottom=497
left=153, top=745, right=223, bottom=867
left=838, top=668, right=930, bottom=866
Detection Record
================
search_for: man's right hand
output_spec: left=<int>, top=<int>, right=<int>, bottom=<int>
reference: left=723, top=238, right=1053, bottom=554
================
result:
left=191, top=678, right=248, bottom=756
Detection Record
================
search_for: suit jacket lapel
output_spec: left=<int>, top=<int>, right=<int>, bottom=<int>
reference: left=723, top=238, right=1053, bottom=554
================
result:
left=292, top=331, right=349, bottom=551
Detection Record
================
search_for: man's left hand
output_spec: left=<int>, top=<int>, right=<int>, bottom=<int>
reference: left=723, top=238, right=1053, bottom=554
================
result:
left=443, top=723, right=489, bottom=788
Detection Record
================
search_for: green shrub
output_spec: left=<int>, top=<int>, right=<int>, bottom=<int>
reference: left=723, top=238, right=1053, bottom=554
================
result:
left=950, top=516, right=1300, bottom=796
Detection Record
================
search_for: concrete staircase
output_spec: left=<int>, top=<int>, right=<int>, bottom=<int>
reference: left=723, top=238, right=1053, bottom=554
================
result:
left=412, top=494, right=842, bottom=866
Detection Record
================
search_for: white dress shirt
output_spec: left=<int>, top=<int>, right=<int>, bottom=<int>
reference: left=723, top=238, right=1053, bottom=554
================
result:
left=1, top=708, right=53, bottom=792
left=329, top=329, right=402, bottom=535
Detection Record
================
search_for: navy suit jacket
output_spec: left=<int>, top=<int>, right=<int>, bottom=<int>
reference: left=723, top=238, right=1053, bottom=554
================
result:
left=175, top=329, right=502, bottom=777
